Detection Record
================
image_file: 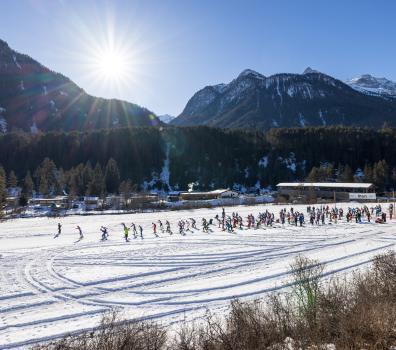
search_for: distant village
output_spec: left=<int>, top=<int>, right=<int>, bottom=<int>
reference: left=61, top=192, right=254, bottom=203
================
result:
left=2, top=186, right=276, bottom=218
left=0, top=179, right=389, bottom=219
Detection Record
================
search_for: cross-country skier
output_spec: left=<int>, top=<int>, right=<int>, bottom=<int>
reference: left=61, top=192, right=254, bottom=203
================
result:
left=152, top=222, right=159, bottom=237
left=139, top=225, right=144, bottom=239
left=166, top=220, right=172, bottom=235
left=54, top=223, right=62, bottom=238
left=122, top=223, right=130, bottom=242
left=158, top=220, right=164, bottom=233
left=100, top=226, right=109, bottom=241
left=131, top=223, right=138, bottom=239
left=76, top=225, right=83, bottom=239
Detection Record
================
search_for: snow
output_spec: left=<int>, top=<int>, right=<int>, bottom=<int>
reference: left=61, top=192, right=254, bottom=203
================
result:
left=185, top=88, right=218, bottom=115
left=112, top=116, right=119, bottom=126
left=244, top=167, right=249, bottom=179
left=237, top=69, right=266, bottom=80
left=298, top=113, right=306, bottom=127
left=258, top=156, right=268, bottom=168
left=303, top=67, right=320, bottom=74
left=0, top=117, right=7, bottom=133
left=159, top=144, right=171, bottom=189
left=0, top=202, right=395, bottom=349
left=287, top=85, right=296, bottom=97
left=355, top=168, right=364, bottom=179
left=12, top=54, right=21, bottom=69
left=318, top=109, right=326, bottom=125
left=279, top=153, right=297, bottom=173
left=212, top=83, right=227, bottom=93
left=272, top=119, right=279, bottom=127
left=0, top=106, right=6, bottom=113
left=30, top=122, right=39, bottom=134
left=158, top=114, right=175, bottom=124
left=346, top=74, right=396, bottom=97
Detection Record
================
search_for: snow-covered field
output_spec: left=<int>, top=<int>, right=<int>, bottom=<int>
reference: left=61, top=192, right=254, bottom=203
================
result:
left=0, top=202, right=395, bottom=349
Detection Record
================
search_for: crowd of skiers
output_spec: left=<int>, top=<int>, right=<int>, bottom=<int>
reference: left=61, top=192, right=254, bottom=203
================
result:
left=53, top=203, right=394, bottom=242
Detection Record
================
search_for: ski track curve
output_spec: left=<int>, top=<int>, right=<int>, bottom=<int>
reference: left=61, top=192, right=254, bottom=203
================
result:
left=0, top=202, right=395, bottom=349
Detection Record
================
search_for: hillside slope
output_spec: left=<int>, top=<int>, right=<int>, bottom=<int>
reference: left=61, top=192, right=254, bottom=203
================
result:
left=0, top=39, right=160, bottom=133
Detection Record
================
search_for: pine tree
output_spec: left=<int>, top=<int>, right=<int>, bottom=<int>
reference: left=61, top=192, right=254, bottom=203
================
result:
left=34, top=158, right=58, bottom=195
left=391, top=167, right=396, bottom=188
left=22, top=171, right=34, bottom=197
left=339, top=165, right=354, bottom=182
left=0, top=166, right=6, bottom=207
left=55, top=168, right=66, bottom=195
left=105, top=158, right=120, bottom=194
left=39, top=176, right=49, bottom=196
left=363, top=164, right=373, bottom=182
left=306, top=167, right=319, bottom=182
left=67, top=169, right=79, bottom=198
left=7, top=170, right=17, bottom=188
left=373, top=160, right=389, bottom=190
left=82, top=162, right=93, bottom=190
left=87, top=163, right=105, bottom=196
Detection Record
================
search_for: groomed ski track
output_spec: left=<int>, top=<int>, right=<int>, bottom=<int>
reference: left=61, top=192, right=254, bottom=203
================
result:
left=0, top=202, right=395, bottom=349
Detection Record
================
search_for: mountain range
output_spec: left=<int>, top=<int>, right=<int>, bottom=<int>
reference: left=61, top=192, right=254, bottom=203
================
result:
left=171, top=68, right=396, bottom=129
left=0, top=39, right=160, bottom=133
left=1, top=36, right=396, bottom=133
left=346, top=74, right=396, bottom=98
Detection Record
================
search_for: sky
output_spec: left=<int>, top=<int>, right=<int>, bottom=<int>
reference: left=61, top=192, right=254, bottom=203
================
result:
left=1, top=0, right=396, bottom=116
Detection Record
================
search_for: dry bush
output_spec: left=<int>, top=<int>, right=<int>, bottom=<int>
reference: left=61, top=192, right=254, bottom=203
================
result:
left=314, top=251, right=396, bottom=349
left=32, top=310, right=167, bottom=350
left=31, top=252, right=396, bottom=350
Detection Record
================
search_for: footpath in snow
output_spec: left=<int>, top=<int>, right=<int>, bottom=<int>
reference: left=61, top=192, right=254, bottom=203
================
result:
left=0, top=202, right=395, bottom=349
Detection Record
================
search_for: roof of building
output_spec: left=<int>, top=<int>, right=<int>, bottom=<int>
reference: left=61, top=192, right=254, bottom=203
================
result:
left=276, top=182, right=373, bottom=189
left=181, top=189, right=233, bottom=195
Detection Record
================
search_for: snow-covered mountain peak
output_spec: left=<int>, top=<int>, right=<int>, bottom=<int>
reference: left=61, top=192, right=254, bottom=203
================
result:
left=303, top=67, right=320, bottom=74
left=158, top=114, right=176, bottom=123
left=212, top=83, right=227, bottom=93
left=237, top=69, right=266, bottom=80
left=346, top=74, right=396, bottom=97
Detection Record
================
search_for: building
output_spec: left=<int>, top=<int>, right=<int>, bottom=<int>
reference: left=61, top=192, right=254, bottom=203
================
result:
left=104, top=195, right=125, bottom=209
left=29, top=196, right=70, bottom=209
left=126, top=193, right=159, bottom=207
left=83, top=196, right=102, bottom=210
left=167, top=191, right=181, bottom=202
left=6, top=197, right=19, bottom=207
left=276, top=182, right=375, bottom=202
left=180, top=189, right=239, bottom=201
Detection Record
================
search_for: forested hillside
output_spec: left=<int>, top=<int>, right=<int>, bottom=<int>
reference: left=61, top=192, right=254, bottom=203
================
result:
left=1, top=126, right=396, bottom=197
left=0, top=38, right=160, bottom=133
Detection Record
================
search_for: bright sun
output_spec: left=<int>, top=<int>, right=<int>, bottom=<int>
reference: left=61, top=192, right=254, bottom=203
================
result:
left=74, top=17, right=146, bottom=93
left=94, top=50, right=128, bottom=80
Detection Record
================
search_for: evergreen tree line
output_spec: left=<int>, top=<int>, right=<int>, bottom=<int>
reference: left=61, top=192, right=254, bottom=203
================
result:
left=0, top=158, right=122, bottom=204
left=2, top=126, right=396, bottom=203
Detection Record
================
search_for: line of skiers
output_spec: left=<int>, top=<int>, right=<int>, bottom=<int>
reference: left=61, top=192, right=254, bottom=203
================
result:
left=53, top=203, right=394, bottom=242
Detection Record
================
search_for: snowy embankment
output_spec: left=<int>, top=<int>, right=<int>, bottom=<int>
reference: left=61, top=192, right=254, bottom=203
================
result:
left=0, top=202, right=395, bottom=349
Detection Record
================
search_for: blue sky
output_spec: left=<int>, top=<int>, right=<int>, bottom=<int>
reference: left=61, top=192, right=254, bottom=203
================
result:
left=1, top=0, right=395, bottom=115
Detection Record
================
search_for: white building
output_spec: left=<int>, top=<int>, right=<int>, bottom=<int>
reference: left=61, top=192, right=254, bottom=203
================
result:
left=276, top=182, right=375, bottom=202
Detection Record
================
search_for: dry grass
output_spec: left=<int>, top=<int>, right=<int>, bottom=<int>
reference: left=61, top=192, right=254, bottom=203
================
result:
left=33, top=252, right=396, bottom=350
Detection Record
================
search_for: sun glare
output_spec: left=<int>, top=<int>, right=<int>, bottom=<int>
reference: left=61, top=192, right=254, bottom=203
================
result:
left=93, top=49, right=129, bottom=81
left=68, top=12, right=153, bottom=97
